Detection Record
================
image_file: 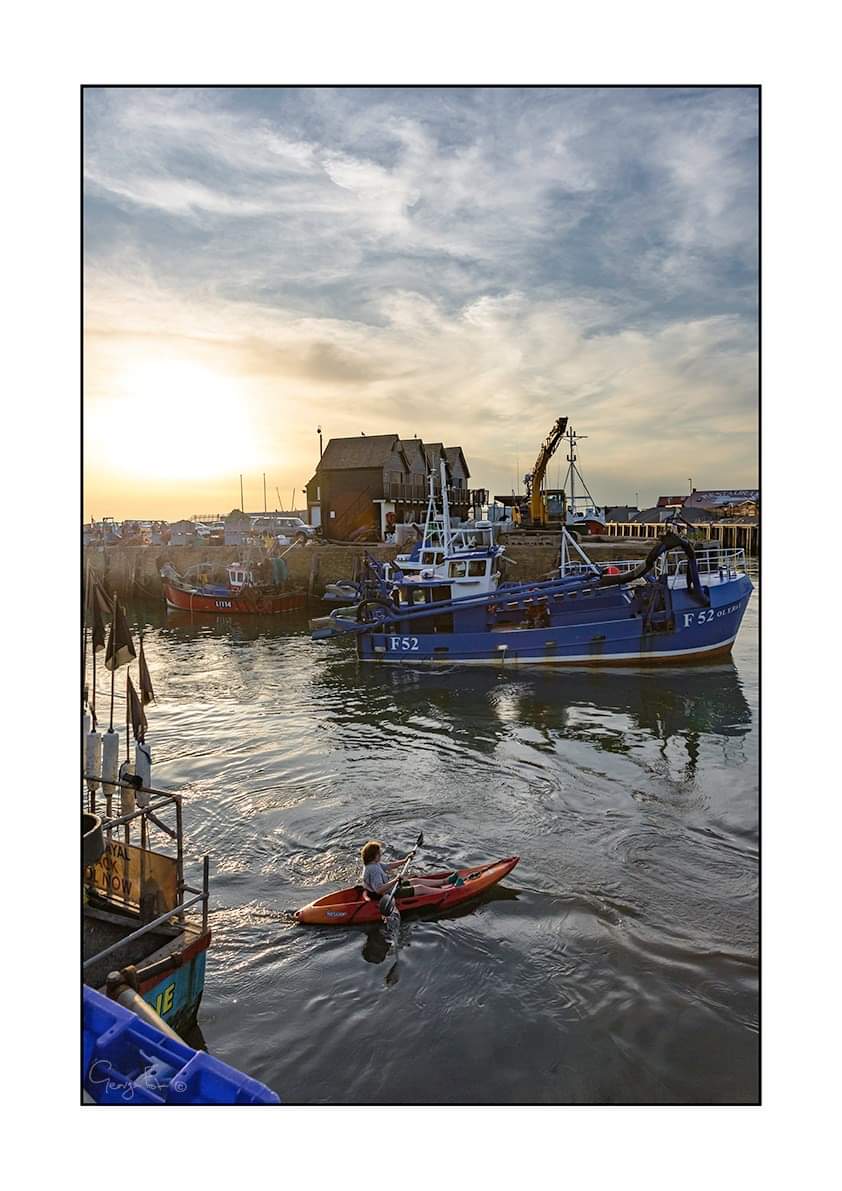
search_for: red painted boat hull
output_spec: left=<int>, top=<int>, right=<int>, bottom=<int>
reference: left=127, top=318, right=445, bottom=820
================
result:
left=295, top=856, right=520, bottom=925
left=163, top=581, right=306, bottom=615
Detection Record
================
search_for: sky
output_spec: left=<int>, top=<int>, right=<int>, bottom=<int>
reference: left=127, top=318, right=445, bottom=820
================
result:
left=83, top=86, right=758, bottom=519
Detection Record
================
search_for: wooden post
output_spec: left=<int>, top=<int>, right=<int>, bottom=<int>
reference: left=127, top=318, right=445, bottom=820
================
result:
left=308, top=552, right=321, bottom=597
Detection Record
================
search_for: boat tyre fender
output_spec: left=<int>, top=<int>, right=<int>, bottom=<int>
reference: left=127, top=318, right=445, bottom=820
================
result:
left=356, top=598, right=394, bottom=624
left=255, top=595, right=268, bottom=613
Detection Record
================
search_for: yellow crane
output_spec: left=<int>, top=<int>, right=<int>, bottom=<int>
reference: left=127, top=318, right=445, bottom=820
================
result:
left=524, top=416, right=568, bottom=526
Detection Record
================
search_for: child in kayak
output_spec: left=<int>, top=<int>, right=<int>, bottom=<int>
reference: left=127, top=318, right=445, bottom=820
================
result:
left=360, top=840, right=462, bottom=902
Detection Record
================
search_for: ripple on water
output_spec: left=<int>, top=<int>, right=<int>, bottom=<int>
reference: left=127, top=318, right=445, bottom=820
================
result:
left=121, top=584, right=759, bottom=1104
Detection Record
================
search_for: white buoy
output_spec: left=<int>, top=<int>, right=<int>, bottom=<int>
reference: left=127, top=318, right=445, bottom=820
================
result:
left=102, top=730, right=120, bottom=805
left=85, top=731, right=102, bottom=795
left=118, top=758, right=136, bottom=816
left=135, top=741, right=152, bottom=808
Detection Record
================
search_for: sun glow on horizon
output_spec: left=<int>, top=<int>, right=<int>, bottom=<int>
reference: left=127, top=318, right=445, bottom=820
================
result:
left=87, top=357, right=261, bottom=484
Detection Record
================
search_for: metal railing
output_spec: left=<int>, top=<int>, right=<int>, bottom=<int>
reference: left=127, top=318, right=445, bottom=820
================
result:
left=82, top=775, right=203, bottom=930
left=559, top=547, right=747, bottom=580
left=382, top=482, right=488, bottom=505
left=83, top=854, right=210, bottom=971
left=654, top=547, right=747, bottom=578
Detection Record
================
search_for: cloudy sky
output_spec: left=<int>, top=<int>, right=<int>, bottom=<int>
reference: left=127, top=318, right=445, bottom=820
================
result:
left=84, top=86, right=758, bottom=519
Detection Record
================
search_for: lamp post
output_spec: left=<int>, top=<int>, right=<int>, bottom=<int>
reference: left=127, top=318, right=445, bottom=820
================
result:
left=317, top=425, right=323, bottom=459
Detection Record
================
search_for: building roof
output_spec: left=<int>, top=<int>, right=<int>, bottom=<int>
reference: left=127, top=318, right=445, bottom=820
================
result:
left=319, top=434, right=406, bottom=471
left=685, top=489, right=759, bottom=508
left=399, top=438, right=428, bottom=472
left=680, top=507, right=719, bottom=523
left=444, top=446, right=470, bottom=479
left=656, top=496, right=687, bottom=508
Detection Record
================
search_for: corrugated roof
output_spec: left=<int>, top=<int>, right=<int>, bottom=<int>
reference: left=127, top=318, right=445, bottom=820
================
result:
left=319, top=434, right=402, bottom=470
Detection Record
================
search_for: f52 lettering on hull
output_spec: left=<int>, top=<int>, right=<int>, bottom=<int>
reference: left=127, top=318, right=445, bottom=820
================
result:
left=388, top=636, right=420, bottom=651
left=683, top=601, right=742, bottom=628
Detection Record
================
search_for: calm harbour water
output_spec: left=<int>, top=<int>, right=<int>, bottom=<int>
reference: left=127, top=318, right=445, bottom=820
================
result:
left=123, top=566, right=758, bottom=1105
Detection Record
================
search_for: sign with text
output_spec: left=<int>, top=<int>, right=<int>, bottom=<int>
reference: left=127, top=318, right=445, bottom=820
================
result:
left=84, top=841, right=178, bottom=917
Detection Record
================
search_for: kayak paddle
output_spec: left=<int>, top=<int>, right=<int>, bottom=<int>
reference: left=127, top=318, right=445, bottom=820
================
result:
left=380, top=832, right=424, bottom=919
left=383, top=832, right=423, bottom=986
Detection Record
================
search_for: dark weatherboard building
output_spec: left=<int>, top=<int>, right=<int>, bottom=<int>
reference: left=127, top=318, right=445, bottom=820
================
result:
left=306, top=434, right=486, bottom=541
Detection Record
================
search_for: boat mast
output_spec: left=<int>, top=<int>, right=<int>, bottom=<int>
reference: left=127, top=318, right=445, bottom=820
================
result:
left=563, top=427, right=600, bottom=515
left=439, top=462, right=453, bottom=554
left=422, top=471, right=436, bottom=546
left=566, top=426, right=577, bottom=512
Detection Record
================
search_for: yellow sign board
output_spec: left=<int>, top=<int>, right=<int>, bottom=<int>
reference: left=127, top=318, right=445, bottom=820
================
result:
left=84, top=840, right=178, bottom=917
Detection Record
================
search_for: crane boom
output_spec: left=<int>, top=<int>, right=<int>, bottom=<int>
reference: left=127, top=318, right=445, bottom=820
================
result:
left=528, top=416, right=568, bottom=525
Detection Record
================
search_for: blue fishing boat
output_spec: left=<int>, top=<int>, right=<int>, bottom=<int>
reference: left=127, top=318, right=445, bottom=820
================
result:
left=311, top=530, right=752, bottom=666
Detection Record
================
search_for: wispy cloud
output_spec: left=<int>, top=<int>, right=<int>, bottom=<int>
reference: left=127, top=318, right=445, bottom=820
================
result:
left=84, top=86, right=758, bottom=515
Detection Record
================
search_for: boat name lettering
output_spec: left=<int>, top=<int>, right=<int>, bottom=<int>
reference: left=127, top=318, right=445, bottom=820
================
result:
left=153, top=982, right=176, bottom=1017
left=388, top=636, right=420, bottom=651
left=682, top=601, right=742, bottom=627
left=325, top=911, right=347, bottom=918
left=215, top=600, right=233, bottom=608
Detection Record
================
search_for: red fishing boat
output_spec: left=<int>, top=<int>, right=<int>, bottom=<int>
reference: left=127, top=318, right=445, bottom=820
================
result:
left=161, top=562, right=306, bottom=615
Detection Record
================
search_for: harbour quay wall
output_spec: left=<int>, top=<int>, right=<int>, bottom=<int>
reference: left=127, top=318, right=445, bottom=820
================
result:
left=84, top=539, right=653, bottom=601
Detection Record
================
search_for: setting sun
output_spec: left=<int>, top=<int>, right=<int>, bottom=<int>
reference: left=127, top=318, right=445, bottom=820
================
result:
left=88, top=358, right=259, bottom=482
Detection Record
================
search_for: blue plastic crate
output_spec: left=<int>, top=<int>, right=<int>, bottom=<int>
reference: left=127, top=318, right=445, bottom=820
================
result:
left=83, top=986, right=280, bottom=1105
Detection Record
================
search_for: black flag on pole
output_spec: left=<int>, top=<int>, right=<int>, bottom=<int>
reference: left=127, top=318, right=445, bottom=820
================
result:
left=86, top=576, right=109, bottom=653
left=138, top=635, right=155, bottom=705
left=127, top=673, right=148, bottom=742
left=105, top=598, right=137, bottom=671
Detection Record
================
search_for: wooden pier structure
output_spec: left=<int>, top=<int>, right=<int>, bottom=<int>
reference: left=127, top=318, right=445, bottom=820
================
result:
left=600, top=520, right=758, bottom=554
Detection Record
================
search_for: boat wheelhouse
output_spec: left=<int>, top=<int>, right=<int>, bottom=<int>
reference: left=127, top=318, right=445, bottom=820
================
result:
left=321, top=466, right=505, bottom=615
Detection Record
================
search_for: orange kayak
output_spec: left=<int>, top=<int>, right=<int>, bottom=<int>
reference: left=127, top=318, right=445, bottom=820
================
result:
left=295, top=856, right=519, bottom=925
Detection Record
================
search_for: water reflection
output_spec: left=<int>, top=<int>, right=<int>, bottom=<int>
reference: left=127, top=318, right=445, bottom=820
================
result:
left=314, top=657, right=751, bottom=778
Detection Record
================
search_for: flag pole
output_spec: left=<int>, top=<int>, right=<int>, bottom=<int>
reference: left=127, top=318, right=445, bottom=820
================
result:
left=109, top=592, right=118, bottom=732
left=125, top=667, right=131, bottom=849
left=91, top=615, right=97, bottom=729
left=83, top=562, right=89, bottom=709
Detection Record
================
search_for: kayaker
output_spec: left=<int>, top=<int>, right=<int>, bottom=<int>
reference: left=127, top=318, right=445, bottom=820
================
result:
left=360, top=840, right=461, bottom=902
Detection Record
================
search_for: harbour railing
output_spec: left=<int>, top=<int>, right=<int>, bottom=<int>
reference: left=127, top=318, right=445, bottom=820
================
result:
left=655, top=546, right=747, bottom=579
left=83, top=775, right=209, bottom=937
left=558, top=546, right=747, bottom=581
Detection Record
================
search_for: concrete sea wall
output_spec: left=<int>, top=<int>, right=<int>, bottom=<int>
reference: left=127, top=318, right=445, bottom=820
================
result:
left=84, top=539, right=652, bottom=602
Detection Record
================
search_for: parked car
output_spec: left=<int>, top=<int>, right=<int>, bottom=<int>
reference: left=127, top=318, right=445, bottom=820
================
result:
left=275, top=516, right=316, bottom=543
